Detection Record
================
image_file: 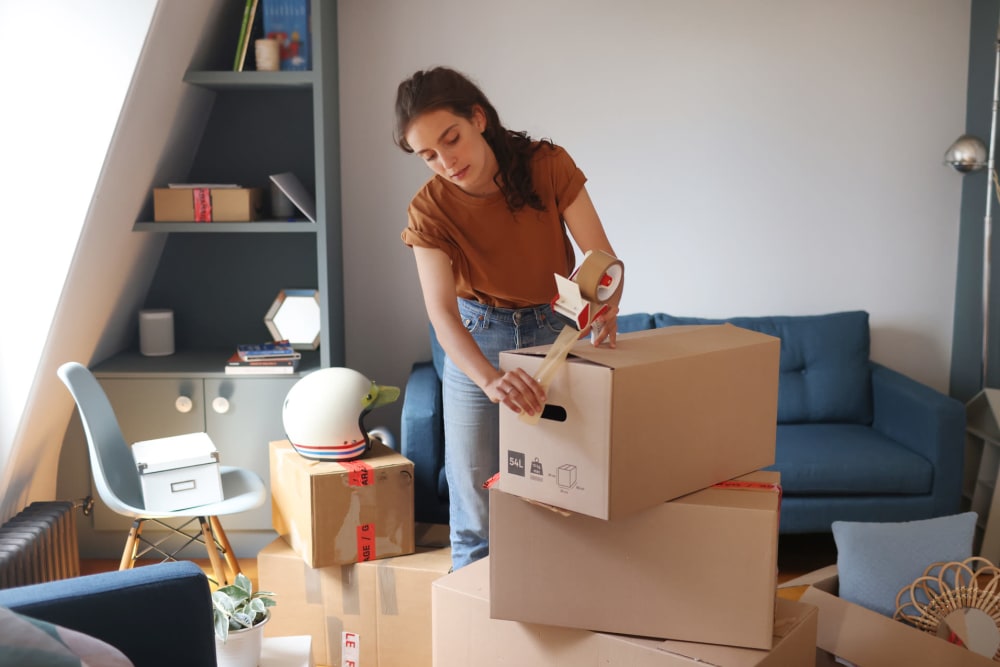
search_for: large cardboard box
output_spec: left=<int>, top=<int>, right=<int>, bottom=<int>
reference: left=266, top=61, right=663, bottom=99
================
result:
left=490, top=471, right=781, bottom=648
left=434, top=557, right=817, bottom=667
left=358, top=547, right=453, bottom=667
left=257, top=537, right=376, bottom=667
left=799, top=568, right=996, bottom=667
left=498, top=325, right=780, bottom=519
left=131, top=432, right=223, bottom=511
left=270, top=439, right=415, bottom=567
left=153, top=187, right=264, bottom=222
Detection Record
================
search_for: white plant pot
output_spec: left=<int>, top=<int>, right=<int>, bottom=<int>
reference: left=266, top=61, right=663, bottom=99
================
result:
left=215, top=613, right=269, bottom=667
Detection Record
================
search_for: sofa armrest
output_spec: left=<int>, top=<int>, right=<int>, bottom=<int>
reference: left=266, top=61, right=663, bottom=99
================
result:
left=401, top=360, right=448, bottom=524
left=870, top=362, right=966, bottom=515
left=0, top=560, right=215, bottom=667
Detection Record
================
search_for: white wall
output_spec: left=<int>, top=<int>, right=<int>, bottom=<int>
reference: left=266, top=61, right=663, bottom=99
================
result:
left=339, top=0, right=970, bottom=411
left=0, top=0, right=157, bottom=517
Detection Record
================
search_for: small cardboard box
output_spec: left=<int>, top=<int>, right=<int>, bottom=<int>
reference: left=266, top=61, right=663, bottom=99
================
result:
left=130, top=432, right=223, bottom=511
left=269, top=439, right=415, bottom=567
left=257, top=537, right=376, bottom=667
left=490, top=470, right=781, bottom=648
left=498, top=325, right=780, bottom=519
left=799, top=568, right=996, bottom=667
left=358, top=546, right=453, bottom=667
left=153, top=187, right=264, bottom=222
left=433, top=557, right=817, bottom=667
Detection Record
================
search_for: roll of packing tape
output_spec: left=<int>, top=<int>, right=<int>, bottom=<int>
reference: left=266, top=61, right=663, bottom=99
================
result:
left=574, top=249, right=624, bottom=307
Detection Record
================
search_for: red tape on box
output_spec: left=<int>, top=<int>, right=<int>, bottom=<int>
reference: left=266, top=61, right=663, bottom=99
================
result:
left=342, top=460, right=374, bottom=487
left=712, top=479, right=783, bottom=526
left=192, top=188, right=212, bottom=222
left=356, top=523, right=375, bottom=561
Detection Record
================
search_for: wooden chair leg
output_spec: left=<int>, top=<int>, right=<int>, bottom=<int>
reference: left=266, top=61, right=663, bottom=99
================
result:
left=119, top=519, right=144, bottom=570
left=199, top=517, right=228, bottom=587
left=209, top=515, right=242, bottom=581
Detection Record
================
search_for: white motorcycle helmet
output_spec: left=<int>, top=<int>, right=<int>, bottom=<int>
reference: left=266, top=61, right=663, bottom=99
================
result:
left=282, top=367, right=400, bottom=461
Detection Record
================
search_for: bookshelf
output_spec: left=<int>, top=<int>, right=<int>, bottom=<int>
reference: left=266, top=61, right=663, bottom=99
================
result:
left=87, top=0, right=341, bottom=540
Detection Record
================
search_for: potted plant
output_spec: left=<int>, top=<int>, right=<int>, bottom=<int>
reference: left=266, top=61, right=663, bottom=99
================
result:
left=212, top=573, right=277, bottom=667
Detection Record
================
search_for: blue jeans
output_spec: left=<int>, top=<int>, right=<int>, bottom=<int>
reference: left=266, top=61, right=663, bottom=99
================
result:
left=443, top=298, right=564, bottom=569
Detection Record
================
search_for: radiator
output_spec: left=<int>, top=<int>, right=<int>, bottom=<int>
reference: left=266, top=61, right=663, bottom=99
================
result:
left=0, top=501, right=80, bottom=589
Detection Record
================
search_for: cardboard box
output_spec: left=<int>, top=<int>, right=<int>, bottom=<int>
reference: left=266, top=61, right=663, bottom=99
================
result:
left=358, top=546, right=453, bottom=667
left=153, top=187, right=264, bottom=222
left=270, top=439, right=415, bottom=567
left=130, top=432, right=223, bottom=511
left=498, top=325, right=780, bottom=519
left=257, top=537, right=376, bottom=667
left=799, top=568, right=996, bottom=667
left=433, top=557, right=817, bottom=667
left=259, top=537, right=451, bottom=667
left=489, top=471, right=781, bottom=648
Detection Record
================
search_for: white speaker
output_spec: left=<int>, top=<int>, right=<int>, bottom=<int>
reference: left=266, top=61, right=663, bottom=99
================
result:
left=139, top=309, right=175, bottom=357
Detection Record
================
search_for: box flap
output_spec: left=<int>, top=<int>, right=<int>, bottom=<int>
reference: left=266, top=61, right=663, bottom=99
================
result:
left=800, top=573, right=997, bottom=667
left=502, top=325, right=779, bottom=371
left=131, top=432, right=218, bottom=473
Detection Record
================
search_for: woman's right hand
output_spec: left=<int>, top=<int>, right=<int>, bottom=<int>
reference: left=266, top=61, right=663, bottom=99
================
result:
left=485, top=367, right=545, bottom=416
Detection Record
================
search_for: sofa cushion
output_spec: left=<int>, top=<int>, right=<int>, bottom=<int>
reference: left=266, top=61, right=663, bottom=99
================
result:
left=770, top=423, right=933, bottom=495
left=654, top=311, right=873, bottom=424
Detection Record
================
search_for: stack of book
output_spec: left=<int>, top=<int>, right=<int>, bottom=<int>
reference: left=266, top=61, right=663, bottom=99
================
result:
left=225, top=340, right=300, bottom=375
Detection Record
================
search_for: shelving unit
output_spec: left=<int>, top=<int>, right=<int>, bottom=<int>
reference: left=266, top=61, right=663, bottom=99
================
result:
left=86, top=0, right=342, bottom=539
left=964, top=388, right=1000, bottom=560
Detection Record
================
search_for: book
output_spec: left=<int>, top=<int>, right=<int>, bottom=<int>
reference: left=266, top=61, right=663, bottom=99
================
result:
left=236, top=340, right=301, bottom=361
left=262, top=0, right=311, bottom=71
left=233, top=0, right=261, bottom=72
left=225, top=351, right=298, bottom=375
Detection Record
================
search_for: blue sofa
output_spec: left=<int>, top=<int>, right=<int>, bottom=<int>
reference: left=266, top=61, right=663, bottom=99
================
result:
left=0, top=560, right=216, bottom=667
left=399, top=310, right=966, bottom=533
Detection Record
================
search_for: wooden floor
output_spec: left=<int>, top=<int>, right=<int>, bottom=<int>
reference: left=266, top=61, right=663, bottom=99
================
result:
left=80, top=531, right=838, bottom=592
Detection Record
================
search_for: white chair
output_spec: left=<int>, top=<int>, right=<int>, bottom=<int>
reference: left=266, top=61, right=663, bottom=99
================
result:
left=57, top=361, right=266, bottom=586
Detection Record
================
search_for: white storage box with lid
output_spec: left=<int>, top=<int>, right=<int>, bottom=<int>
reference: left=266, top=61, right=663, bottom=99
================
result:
left=131, top=432, right=224, bottom=511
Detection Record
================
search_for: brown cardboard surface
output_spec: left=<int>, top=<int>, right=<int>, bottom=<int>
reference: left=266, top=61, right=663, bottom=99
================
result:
left=433, top=557, right=817, bottom=667
left=489, top=471, right=781, bottom=648
left=257, top=537, right=376, bottom=667
left=270, top=439, right=415, bottom=567
left=799, top=571, right=995, bottom=667
left=153, top=187, right=264, bottom=222
left=498, top=325, right=780, bottom=519
left=360, top=547, right=452, bottom=667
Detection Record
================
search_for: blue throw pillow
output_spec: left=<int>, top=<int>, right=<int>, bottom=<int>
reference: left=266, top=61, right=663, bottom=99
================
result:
left=832, top=512, right=977, bottom=617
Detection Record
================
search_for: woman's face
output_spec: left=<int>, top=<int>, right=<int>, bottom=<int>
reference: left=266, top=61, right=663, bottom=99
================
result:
left=405, top=106, right=498, bottom=197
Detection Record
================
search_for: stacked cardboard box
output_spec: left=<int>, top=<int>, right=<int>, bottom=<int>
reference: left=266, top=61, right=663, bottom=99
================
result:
left=433, top=325, right=816, bottom=664
left=262, top=437, right=453, bottom=666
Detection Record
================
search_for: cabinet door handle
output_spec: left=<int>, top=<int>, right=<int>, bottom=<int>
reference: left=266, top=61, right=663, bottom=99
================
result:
left=175, top=396, right=194, bottom=413
left=212, top=396, right=231, bottom=414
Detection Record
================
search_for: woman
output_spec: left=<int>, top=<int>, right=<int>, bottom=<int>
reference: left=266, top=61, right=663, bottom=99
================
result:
left=395, top=66, right=620, bottom=570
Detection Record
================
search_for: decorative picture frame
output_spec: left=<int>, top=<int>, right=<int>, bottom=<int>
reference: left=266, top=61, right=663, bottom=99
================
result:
left=264, top=289, right=321, bottom=350
left=894, top=556, right=1000, bottom=660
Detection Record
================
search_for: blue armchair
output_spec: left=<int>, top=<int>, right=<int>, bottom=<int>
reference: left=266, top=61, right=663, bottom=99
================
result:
left=0, top=560, right=216, bottom=667
left=399, top=311, right=966, bottom=533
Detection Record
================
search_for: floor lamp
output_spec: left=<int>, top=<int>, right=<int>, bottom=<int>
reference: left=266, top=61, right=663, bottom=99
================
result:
left=945, top=19, right=1000, bottom=390
left=946, top=19, right=1000, bottom=561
